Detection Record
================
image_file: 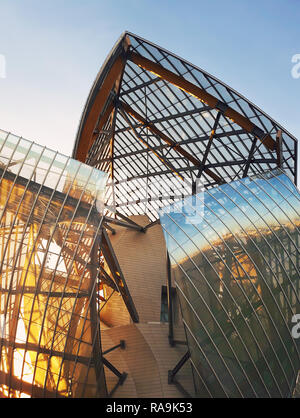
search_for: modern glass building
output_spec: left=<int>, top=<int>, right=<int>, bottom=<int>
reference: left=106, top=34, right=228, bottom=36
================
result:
left=73, top=32, right=297, bottom=220
left=0, top=32, right=299, bottom=398
left=160, top=169, right=300, bottom=397
left=0, top=130, right=110, bottom=397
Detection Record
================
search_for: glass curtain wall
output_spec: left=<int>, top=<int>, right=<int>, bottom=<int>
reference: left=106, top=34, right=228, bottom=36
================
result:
left=160, top=169, right=300, bottom=398
left=0, top=130, right=108, bottom=398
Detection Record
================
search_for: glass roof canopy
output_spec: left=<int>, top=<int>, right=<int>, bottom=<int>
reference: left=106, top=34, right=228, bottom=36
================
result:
left=73, top=32, right=298, bottom=221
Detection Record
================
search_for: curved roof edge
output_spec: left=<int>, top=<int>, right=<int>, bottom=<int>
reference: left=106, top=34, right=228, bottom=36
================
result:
left=72, top=32, right=129, bottom=161
left=72, top=32, right=298, bottom=216
left=73, top=31, right=298, bottom=159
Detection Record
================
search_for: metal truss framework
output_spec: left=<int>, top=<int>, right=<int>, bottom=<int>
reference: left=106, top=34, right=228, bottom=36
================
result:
left=0, top=33, right=298, bottom=399
left=73, top=32, right=298, bottom=222
left=0, top=131, right=138, bottom=398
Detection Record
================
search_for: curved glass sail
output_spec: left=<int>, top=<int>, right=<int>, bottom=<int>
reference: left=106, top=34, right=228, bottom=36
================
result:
left=0, top=129, right=108, bottom=398
left=159, top=169, right=300, bottom=397
left=73, top=32, right=298, bottom=222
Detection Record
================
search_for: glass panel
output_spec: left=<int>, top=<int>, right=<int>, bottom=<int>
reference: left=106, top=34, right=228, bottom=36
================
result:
left=159, top=169, right=300, bottom=398
left=0, top=132, right=108, bottom=398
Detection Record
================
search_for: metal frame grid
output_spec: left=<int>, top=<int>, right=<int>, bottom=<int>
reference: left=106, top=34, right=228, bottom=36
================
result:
left=0, top=129, right=138, bottom=398
left=73, top=32, right=298, bottom=222
left=159, top=169, right=300, bottom=398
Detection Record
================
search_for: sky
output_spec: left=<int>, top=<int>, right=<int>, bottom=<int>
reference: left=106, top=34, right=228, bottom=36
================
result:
left=0, top=0, right=299, bottom=162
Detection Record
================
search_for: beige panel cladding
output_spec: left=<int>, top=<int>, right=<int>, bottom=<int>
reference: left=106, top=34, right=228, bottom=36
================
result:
left=102, top=323, right=194, bottom=398
left=100, top=215, right=194, bottom=398
left=101, top=215, right=167, bottom=325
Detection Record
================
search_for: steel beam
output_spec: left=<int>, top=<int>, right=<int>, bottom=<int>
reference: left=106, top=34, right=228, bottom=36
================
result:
left=75, top=57, right=126, bottom=162
left=120, top=76, right=161, bottom=96
left=102, top=357, right=127, bottom=398
left=119, top=100, right=223, bottom=184
left=243, top=138, right=258, bottom=178
left=128, top=51, right=276, bottom=151
left=74, top=36, right=131, bottom=162
left=103, top=222, right=116, bottom=235
left=0, top=371, right=65, bottom=398
left=101, top=228, right=139, bottom=323
left=99, top=265, right=119, bottom=291
left=115, top=104, right=212, bottom=134
left=102, top=358, right=123, bottom=379
left=276, top=130, right=283, bottom=169
left=102, top=340, right=125, bottom=356
left=0, top=338, right=91, bottom=366
left=119, top=105, right=184, bottom=180
left=108, top=157, right=277, bottom=186
left=196, top=111, right=222, bottom=178
left=89, top=238, right=107, bottom=397
left=168, top=351, right=191, bottom=384
left=104, top=215, right=144, bottom=232
left=115, top=211, right=145, bottom=229
left=97, top=129, right=248, bottom=163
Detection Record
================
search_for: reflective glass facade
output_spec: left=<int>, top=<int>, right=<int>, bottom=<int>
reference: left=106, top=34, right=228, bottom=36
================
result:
left=160, top=169, right=300, bottom=397
left=0, top=130, right=108, bottom=397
